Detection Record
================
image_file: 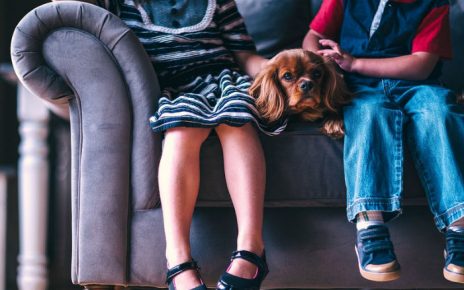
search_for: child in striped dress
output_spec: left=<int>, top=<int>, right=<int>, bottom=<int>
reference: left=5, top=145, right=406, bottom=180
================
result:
left=57, top=0, right=280, bottom=289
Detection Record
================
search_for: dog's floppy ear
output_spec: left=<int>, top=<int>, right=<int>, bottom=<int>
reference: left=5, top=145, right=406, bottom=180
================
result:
left=321, top=60, right=352, bottom=113
left=249, top=63, right=287, bottom=123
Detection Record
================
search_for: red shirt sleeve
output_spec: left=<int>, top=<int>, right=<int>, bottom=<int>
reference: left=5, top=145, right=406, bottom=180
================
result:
left=309, top=0, right=344, bottom=40
left=412, top=3, right=452, bottom=59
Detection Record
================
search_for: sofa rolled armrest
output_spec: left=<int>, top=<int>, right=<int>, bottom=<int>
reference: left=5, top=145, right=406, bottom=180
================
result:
left=11, top=2, right=162, bottom=285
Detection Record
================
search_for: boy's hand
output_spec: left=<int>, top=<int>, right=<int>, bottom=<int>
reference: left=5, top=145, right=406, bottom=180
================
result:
left=318, top=39, right=356, bottom=72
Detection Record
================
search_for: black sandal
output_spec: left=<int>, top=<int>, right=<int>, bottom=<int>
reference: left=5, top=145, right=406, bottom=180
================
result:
left=216, top=250, right=269, bottom=290
left=166, top=259, right=208, bottom=290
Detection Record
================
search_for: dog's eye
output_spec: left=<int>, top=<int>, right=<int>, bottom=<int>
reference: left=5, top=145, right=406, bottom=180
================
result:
left=312, top=70, right=322, bottom=80
left=283, top=72, right=293, bottom=81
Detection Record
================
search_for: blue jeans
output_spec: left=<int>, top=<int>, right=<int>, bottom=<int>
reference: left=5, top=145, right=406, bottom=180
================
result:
left=343, top=77, right=464, bottom=231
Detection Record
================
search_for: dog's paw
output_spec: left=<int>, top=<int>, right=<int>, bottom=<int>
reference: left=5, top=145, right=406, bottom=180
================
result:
left=457, top=93, right=464, bottom=104
left=322, top=118, right=345, bottom=139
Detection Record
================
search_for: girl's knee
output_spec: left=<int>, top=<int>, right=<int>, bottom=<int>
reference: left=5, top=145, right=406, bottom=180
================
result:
left=165, top=127, right=211, bottom=145
left=216, top=123, right=256, bottom=135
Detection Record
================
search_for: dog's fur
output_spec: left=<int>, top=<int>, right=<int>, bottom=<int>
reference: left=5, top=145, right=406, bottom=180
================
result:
left=249, top=49, right=352, bottom=138
left=457, top=92, right=464, bottom=104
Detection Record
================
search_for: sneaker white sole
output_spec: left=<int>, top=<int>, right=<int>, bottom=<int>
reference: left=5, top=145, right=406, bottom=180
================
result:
left=355, top=246, right=401, bottom=282
left=443, top=250, right=464, bottom=283
left=444, top=268, right=464, bottom=283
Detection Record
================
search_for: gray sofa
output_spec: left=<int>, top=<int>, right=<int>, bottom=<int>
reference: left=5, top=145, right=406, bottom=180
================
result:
left=10, top=0, right=464, bottom=289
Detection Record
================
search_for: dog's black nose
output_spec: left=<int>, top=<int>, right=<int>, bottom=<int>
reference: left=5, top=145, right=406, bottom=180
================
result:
left=299, top=80, right=313, bottom=92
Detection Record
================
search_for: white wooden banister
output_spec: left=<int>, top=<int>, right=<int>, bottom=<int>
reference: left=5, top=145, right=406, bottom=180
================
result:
left=16, top=84, right=49, bottom=290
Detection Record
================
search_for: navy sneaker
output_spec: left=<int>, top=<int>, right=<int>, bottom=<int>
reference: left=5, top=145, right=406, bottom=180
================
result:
left=355, top=225, right=400, bottom=282
left=444, top=229, right=464, bottom=283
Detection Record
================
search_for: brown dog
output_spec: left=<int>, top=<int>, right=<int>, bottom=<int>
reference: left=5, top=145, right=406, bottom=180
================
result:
left=249, top=49, right=351, bottom=138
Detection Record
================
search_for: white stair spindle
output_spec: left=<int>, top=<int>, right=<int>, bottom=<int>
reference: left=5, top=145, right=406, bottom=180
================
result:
left=16, top=84, right=49, bottom=290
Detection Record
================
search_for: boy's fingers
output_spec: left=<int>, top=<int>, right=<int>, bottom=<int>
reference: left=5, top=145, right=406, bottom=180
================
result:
left=319, top=39, right=338, bottom=47
left=317, top=49, right=335, bottom=55
left=318, top=50, right=341, bottom=60
left=319, top=39, right=341, bottom=53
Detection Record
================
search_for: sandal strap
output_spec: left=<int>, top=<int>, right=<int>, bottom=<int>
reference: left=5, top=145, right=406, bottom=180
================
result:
left=166, top=260, right=199, bottom=284
left=217, top=250, right=269, bottom=289
left=231, top=250, right=268, bottom=275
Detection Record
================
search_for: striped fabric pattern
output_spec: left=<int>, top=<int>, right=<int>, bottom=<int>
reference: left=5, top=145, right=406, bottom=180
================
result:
left=150, top=70, right=287, bottom=135
left=117, top=0, right=287, bottom=135
left=119, top=0, right=256, bottom=87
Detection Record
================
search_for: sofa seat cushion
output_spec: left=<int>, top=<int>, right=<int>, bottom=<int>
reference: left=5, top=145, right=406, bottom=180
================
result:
left=197, top=120, right=426, bottom=207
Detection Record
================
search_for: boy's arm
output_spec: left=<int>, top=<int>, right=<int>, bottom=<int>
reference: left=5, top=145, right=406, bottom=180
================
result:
left=318, top=39, right=440, bottom=81
left=233, top=52, right=268, bottom=78
left=302, top=29, right=326, bottom=52
left=349, top=53, right=439, bottom=81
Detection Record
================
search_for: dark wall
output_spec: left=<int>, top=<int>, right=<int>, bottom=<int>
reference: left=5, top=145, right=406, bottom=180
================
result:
left=0, top=0, right=18, bottom=166
left=1, top=0, right=47, bottom=166
left=5, top=174, right=19, bottom=290
left=0, top=1, right=78, bottom=290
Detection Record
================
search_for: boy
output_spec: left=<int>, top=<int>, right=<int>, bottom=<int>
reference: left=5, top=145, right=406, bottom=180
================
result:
left=303, top=0, right=464, bottom=283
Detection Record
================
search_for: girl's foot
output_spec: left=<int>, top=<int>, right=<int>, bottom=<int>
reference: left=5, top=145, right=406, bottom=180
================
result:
left=166, top=259, right=206, bottom=290
left=216, top=250, right=269, bottom=290
left=226, top=257, right=259, bottom=279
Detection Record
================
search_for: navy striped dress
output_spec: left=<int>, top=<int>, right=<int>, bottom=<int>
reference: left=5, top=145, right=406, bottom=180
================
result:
left=118, top=0, right=287, bottom=135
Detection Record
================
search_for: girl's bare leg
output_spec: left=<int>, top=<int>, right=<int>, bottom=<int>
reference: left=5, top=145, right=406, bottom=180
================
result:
left=159, top=127, right=211, bottom=290
left=215, top=123, right=266, bottom=278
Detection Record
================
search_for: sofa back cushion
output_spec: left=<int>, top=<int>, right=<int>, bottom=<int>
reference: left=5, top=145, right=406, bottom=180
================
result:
left=235, top=0, right=321, bottom=57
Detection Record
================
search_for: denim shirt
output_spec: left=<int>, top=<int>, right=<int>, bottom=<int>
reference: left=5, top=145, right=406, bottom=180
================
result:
left=105, top=0, right=214, bottom=33
left=341, top=0, right=448, bottom=82
left=141, top=0, right=211, bottom=30
left=340, top=0, right=449, bottom=59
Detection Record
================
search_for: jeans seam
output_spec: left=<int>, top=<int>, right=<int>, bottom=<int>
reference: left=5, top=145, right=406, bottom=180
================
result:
left=394, top=110, right=403, bottom=197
